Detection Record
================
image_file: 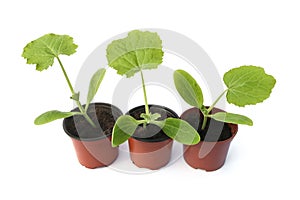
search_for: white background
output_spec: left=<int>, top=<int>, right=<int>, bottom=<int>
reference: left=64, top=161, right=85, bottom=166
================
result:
left=0, top=0, right=299, bottom=199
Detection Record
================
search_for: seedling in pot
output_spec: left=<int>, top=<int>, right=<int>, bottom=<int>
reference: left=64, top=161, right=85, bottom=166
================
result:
left=174, top=66, right=276, bottom=129
left=22, top=33, right=106, bottom=127
left=106, top=30, right=200, bottom=147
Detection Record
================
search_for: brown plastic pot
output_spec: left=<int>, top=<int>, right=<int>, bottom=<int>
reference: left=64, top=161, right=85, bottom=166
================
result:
left=181, top=107, right=238, bottom=171
left=63, top=103, right=122, bottom=169
left=128, top=137, right=173, bottom=170
left=127, top=105, right=178, bottom=170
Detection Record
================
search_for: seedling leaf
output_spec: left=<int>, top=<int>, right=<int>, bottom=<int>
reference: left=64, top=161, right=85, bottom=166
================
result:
left=22, top=33, right=78, bottom=71
left=174, top=70, right=204, bottom=108
left=86, top=68, right=106, bottom=108
left=106, top=30, right=163, bottom=77
left=71, top=92, right=80, bottom=101
left=210, top=112, right=253, bottom=126
left=224, top=66, right=276, bottom=107
left=34, top=110, right=78, bottom=125
left=112, top=115, right=141, bottom=147
left=153, top=118, right=200, bottom=145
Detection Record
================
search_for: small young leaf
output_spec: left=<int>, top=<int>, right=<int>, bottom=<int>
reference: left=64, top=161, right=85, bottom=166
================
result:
left=86, top=68, right=106, bottom=107
left=210, top=112, right=253, bottom=126
left=71, top=92, right=80, bottom=101
left=22, top=33, right=78, bottom=71
left=149, top=113, right=161, bottom=121
left=224, top=66, right=276, bottom=107
left=174, top=70, right=203, bottom=108
left=34, top=110, right=78, bottom=125
left=153, top=118, right=200, bottom=145
left=140, top=113, right=161, bottom=122
left=106, top=30, right=164, bottom=77
left=112, top=115, right=141, bottom=147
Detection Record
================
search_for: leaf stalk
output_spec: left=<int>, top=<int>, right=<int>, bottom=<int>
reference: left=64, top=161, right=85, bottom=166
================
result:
left=201, top=89, right=228, bottom=130
left=140, top=70, right=150, bottom=116
left=56, top=56, right=96, bottom=127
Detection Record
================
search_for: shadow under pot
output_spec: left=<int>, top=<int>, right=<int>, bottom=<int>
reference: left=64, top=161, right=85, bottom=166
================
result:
left=181, top=107, right=238, bottom=171
left=127, top=105, right=178, bottom=170
left=63, top=103, right=122, bottom=169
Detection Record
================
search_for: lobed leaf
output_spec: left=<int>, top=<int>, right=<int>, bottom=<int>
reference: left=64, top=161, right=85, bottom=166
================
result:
left=173, top=70, right=203, bottom=108
left=112, top=115, right=141, bottom=147
left=210, top=112, right=253, bottom=126
left=153, top=118, right=200, bottom=145
left=22, top=33, right=78, bottom=71
left=223, top=65, right=276, bottom=107
left=106, top=30, right=164, bottom=77
left=86, top=68, right=106, bottom=108
left=34, top=110, right=78, bottom=125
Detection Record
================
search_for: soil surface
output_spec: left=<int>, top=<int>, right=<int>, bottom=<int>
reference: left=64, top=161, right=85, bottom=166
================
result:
left=181, top=108, right=232, bottom=142
left=128, top=105, right=179, bottom=142
left=63, top=103, right=122, bottom=140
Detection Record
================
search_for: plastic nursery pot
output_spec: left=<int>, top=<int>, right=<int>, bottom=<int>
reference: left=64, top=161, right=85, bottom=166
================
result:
left=63, top=103, right=122, bottom=169
left=127, top=105, right=178, bottom=170
left=181, top=107, right=238, bottom=171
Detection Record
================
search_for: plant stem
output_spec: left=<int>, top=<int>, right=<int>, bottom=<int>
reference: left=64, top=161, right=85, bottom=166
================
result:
left=83, top=112, right=96, bottom=127
left=136, top=119, right=147, bottom=124
left=140, top=71, right=150, bottom=115
left=207, top=89, right=228, bottom=113
left=56, top=56, right=96, bottom=127
left=201, top=89, right=228, bottom=130
left=57, top=56, right=75, bottom=94
left=201, top=115, right=208, bottom=130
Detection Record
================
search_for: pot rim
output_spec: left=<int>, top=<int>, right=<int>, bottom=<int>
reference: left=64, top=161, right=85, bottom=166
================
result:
left=63, top=102, right=123, bottom=141
left=181, top=107, right=238, bottom=145
left=127, top=104, right=179, bottom=143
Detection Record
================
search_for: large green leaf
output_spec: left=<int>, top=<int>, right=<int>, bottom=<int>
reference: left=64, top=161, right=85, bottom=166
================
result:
left=22, top=33, right=78, bottom=71
left=112, top=115, right=140, bottom=147
left=34, top=110, right=78, bottom=125
left=210, top=112, right=253, bottom=126
left=153, top=118, right=200, bottom=145
left=223, top=65, right=276, bottom=107
left=86, top=68, right=106, bottom=108
left=173, top=70, right=203, bottom=108
left=106, top=30, right=164, bottom=77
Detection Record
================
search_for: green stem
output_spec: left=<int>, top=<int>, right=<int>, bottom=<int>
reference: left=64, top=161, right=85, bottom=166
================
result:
left=136, top=119, right=147, bottom=124
left=201, top=116, right=208, bottom=130
left=140, top=71, right=150, bottom=115
left=56, top=56, right=96, bottom=127
left=201, top=89, right=228, bottom=130
left=207, top=89, right=228, bottom=113
left=83, top=112, right=96, bottom=127
left=57, top=56, right=75, bottom=94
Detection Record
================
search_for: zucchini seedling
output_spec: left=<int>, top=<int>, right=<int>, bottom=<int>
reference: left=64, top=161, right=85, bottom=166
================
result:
left=174, top=66, right=276, bottom=129
left=106, top=30, right=200, bottom=147
left=22, top=33, right=106, bottom=127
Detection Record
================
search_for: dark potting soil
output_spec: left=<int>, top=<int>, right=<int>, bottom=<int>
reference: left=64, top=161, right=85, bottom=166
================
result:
left=181, top=108, right=232, bottom=142
left=63, top=103, right=122, bottom=140
left=128, top=105, right=179, bottom=142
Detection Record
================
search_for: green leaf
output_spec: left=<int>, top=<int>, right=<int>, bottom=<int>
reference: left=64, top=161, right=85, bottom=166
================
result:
left=86, top=68, right=106, bottom=107
left=149, top=113, right=161, bottom=121
left=106, top=30, right=164, bottom=77
left=173, top=70, right=203, bottom=108
left=34, top=110, right=78, bottom=125
left=224, top=65, right=276, bottom=107
left=112, top=115, right=141, bottom=147
left=140, top=113, right=161, bottom=122
left=71, top=92, right=80, bottom=101
left=153, top=118, right=200, bottom=145
left=22, top=33, right=78, bottom=71
left=210, top=112, right=253, bottom=126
